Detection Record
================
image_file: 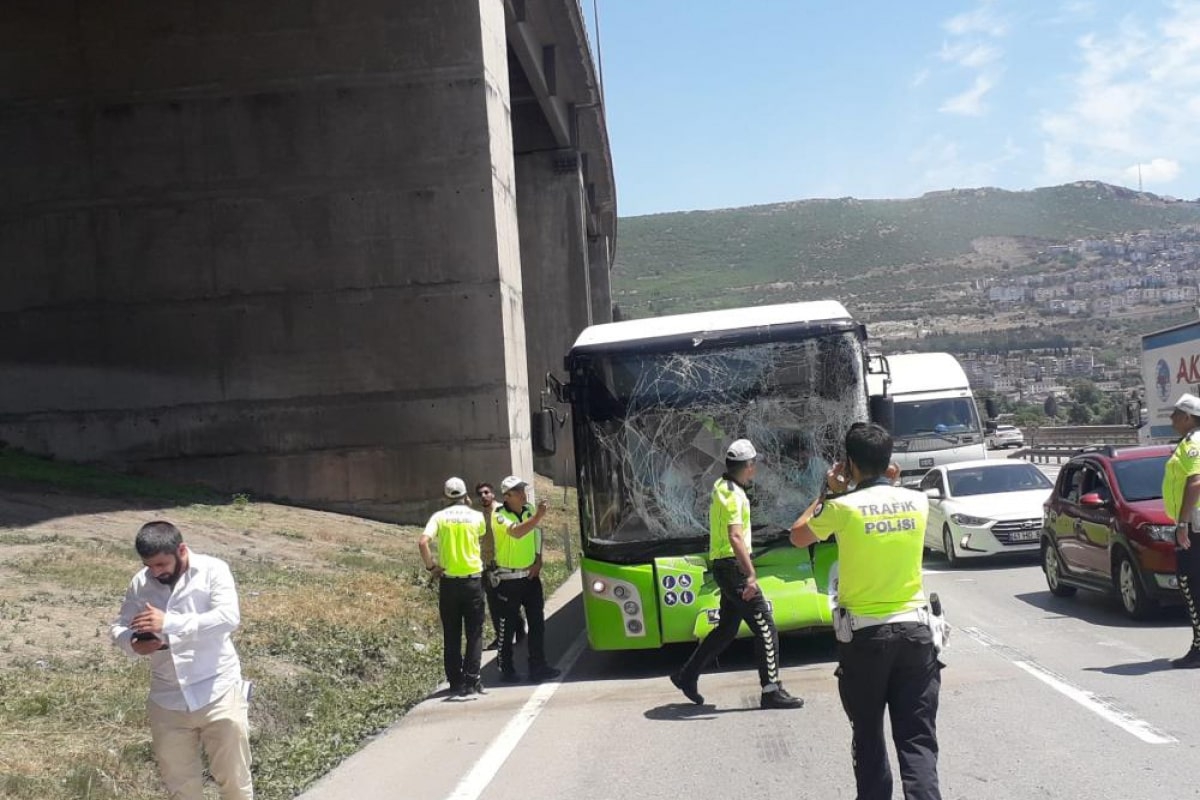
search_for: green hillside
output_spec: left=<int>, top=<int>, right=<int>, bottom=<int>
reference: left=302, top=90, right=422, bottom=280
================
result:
left=613, top=182, right=1200, bottom=319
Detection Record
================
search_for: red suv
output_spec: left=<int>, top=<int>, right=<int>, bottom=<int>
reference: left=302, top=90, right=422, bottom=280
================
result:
left=1041, top=444, right=1179, bottom=620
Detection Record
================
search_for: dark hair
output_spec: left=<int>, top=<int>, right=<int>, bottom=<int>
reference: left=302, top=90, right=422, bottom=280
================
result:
left=845, top=423, right=892, bottom=478
left=475, top=482, right=494, bottom=494
left=135, top=520, right=183, bottom=558
left=725, top=458, right=754, bottom=478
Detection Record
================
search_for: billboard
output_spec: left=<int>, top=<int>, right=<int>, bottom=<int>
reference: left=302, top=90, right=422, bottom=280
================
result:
left=1142, top=321, right=1200, bottom=441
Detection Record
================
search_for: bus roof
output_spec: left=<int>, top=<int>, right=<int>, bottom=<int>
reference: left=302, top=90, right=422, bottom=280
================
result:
left=571, top=300, right=855, bottom=351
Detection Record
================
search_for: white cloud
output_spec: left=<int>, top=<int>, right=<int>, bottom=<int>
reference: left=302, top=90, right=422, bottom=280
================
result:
left=940, top=75, right=996, bottom=116
left=1038, top=1, right=1200, bottom=189
left=944, top=3, right=1009, bottom=37
left=911, top=68, right=931, bottom=89
left=939, top=41, right=1002, bottom=69
left=933, top=2, right=1008, bottom=117
left=1123, top=158, right=1182, bottom=185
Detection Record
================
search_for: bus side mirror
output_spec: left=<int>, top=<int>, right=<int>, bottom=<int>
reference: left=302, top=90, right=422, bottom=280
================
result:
left=985, top=398, right=998, bottom=420
left=532, top=409, right=557, bottom=457
left=870, top=395, right=895, bottom=432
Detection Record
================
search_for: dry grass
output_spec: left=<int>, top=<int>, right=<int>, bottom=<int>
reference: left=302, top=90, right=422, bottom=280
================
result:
left=0, top=465, right=579, bottom=800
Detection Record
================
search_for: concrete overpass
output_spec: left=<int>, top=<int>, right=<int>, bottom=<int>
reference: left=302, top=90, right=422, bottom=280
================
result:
left=0, top=0, right=615, bottom=521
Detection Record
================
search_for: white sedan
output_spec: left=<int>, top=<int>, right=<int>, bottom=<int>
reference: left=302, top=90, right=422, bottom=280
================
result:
left=918, top=459, right=1053, bottom=565
left=986, top=424, right=1024, bottom=449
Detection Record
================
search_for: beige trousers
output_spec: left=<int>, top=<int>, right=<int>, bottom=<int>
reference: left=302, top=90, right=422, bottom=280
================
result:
left=147, top=685, right=253, bottom=800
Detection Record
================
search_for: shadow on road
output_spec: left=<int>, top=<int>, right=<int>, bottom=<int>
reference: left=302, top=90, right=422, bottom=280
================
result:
left=1012, top=590, right=1186, bottom=629
left=480, top=592, right=840, bottom=688
left=642, top=702, right=757, bottom=721
left=921, top=552, right=1041, bottom=572
left=1084, top=658, right=1175, bottom=676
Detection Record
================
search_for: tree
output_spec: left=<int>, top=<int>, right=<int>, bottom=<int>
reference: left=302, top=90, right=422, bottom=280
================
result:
left=1044, top=395, right=1059, bottom=418
left=1070, top=380, right=1102, bottom=407
left=1068, top=402, right=1093, bottom=424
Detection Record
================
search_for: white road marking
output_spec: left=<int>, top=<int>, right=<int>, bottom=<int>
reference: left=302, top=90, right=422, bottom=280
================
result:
left=445, top=633, right=588, bottom=800
left=962, top=627, right=1177, bottom=745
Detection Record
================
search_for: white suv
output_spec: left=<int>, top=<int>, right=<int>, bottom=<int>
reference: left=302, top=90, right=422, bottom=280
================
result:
left=987, top=424, right=1024, bottom=450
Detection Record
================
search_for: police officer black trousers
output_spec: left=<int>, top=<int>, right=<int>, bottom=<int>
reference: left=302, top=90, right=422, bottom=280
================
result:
left=439, top=575, right=485, bottom=690
left=678, top=559, right=780, bottom=687
left=1176, top=537, right=1200, bottom=657
left=837, top=622, right=941, bottom=800
left=496, top=576, right=547, bottom=676
left=483, top=570, right=525, bottom=646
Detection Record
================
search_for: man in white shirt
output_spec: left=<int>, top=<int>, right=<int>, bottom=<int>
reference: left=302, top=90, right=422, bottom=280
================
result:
left=111, top=521, right=252, bottom=800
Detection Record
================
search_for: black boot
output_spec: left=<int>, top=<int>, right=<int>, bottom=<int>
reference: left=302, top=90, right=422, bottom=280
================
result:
left=1172, top=649, right=1200, bottom=669
left=670, top=672, right=704, bottom=705
left=761, top=685, right=804, bottom=709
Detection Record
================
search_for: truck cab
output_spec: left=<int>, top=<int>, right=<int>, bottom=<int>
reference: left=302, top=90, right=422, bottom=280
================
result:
left=869, top=352, right=988, bottom=486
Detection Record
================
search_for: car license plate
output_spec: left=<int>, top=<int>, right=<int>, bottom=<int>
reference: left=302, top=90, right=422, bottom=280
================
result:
left=1011, top=529, right=1039, bottom=542
left=919, top=458, right=934, bottom=468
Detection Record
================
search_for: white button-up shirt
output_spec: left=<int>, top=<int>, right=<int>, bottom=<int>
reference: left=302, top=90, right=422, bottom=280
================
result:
left=111, top=553, right=243, bottom=712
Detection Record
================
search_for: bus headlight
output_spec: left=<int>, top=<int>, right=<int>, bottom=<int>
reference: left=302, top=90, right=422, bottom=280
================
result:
left=591, top=579, right=607, bottom=594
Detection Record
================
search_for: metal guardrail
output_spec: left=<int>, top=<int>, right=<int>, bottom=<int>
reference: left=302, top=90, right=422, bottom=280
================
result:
left=1015, top=425, right=1141, bottom=464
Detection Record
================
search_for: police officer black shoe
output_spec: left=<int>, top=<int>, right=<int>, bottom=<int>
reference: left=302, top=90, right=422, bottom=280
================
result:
left=760, top=687, right=804, bottom=709
left=670, top=672, right=704, bottom=705
left=499, top=670, right=522, bottom=683
left=529, top=665, right=561, bottom=682
left=461, top=680, right=487, bottom=696
left=1171, top=648, right=1200, bottom=669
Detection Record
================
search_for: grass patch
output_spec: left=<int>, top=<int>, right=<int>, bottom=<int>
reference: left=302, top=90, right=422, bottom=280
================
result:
left=0, top=467, right=580, bottom=799
left=0, top=448, right=216, bottom=504
left=7, top=544, right=131, bottom=593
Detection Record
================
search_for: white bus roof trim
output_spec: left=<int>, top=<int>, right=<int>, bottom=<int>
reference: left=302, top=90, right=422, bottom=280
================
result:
left=572, top=300, right=854, bottom=349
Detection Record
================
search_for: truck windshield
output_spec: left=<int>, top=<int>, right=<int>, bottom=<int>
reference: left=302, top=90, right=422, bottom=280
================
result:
left=571, top=332, right=867, bottom=560
left=892, top=398, right=981, bottom=439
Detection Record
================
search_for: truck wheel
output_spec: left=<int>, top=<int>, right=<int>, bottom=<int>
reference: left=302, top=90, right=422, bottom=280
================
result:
left=1043, top=540, right=1076, bottom=597
left=1115, top=550, right=1157, bottom=620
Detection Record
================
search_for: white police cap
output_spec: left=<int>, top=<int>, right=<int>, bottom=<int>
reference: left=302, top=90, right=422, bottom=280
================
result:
left=1176, top=393, right=1200, bottom=417
left=725, top=439, right=757, bottom=461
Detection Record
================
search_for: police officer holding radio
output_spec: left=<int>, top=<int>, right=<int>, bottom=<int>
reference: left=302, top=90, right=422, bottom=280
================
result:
left=1163, top=393, right=1200, bottom=668
left=419, top=477, right=488, bottom=697
left=790, top=423, right=942, bottom=800
left=670, top=438, right=804, bottom=710
left=492, top=475, right=561, bottom=683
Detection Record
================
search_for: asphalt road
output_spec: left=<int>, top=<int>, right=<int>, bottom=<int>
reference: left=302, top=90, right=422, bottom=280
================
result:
left=300, top=547, right=1198, bottom=800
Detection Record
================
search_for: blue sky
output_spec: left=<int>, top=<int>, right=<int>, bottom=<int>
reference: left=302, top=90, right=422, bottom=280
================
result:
left=584, top=1, right=1200, bottom=216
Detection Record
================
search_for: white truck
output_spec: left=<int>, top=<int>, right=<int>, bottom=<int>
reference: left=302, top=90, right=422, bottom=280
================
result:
left=1140, top=319, right=1200, bottom=443
left=868, top=352, right=988, bottom=486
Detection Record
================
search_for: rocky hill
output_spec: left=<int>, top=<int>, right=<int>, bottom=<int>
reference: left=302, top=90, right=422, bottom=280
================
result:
left=613, top=182, right=1200, bottom=322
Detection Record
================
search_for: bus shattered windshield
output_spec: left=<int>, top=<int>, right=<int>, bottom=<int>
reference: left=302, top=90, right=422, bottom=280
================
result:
left=571, top=332, right=868, bottom=560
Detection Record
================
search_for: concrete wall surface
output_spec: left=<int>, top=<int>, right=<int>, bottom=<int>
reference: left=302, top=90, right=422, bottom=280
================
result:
left=0, top=0, right=614, bottom=521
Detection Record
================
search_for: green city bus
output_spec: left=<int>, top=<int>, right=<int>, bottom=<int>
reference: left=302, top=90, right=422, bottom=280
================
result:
left=549, top=300, right=890, bottom=650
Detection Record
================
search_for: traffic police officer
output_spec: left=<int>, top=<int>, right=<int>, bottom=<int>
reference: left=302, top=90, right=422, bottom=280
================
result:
left=790, top=423, right=941, bottom=800
left=418, top=477, right=488, bottom=697
left=670, top=439, right=804, bottom=710
left=492, top=475, right=561, bottom=683
left=1163, top=392, right=1200, bottom=668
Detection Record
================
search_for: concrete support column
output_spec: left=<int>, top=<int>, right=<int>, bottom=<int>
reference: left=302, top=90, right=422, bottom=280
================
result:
left=515, top=150, right=590, bottom=483
left=588, top=234, right=614, bottom=325
left=0, top=0, right=533, bottom=522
